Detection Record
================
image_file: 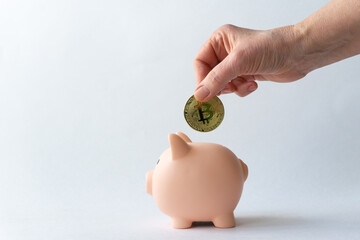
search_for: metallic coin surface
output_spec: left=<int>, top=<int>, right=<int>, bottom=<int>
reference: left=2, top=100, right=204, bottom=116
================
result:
left=184, top=95, right=224, bottom=132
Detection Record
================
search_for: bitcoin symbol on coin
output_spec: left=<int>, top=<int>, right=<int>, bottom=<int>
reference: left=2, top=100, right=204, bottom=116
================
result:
left=184, top=95, right=224, bottom=132
left=194, top=102, right=213, bottom=124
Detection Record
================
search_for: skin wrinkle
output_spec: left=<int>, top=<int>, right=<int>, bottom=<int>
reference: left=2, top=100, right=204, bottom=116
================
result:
left=220, top=25, right=235, bottom=54
left=202, top=41, right=218, bottom=67
left=196, top=58, right=213, bottom=73
left=208, top=70, right=223, bottom=90
left=269, top=29, right=290, bottom=72
left=210, top=32, right=227, bottom=62
left=225, top=52, right=240, bottom=77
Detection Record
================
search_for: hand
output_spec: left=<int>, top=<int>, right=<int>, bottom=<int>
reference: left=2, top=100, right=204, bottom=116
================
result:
left=193, top=24, right=306, bottom=102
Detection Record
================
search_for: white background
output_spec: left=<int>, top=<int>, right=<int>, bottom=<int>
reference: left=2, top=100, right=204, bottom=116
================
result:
left=0, top=0, right=359, bottom=239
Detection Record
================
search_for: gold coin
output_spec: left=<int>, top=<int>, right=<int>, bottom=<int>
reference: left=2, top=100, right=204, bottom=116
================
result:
left=184, top=95, right=224, bottom=132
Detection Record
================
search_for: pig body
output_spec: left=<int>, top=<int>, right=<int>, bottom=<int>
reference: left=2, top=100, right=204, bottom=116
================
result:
left=146, top=132, right=248, bottom=229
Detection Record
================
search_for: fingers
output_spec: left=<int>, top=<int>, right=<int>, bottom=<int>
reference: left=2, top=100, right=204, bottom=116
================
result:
left=231, top=77, right=258, bottom=97
left=216, top=77, right=258, bottom=97
left=221, top=82, right=237, bottom=94
left=194, top=53, right=237, bottom=102
left=193, top=25, right=259, bottom=100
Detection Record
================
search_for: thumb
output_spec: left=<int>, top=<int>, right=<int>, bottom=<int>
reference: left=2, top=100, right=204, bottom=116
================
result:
left=194, top=54, right=237, bottom=102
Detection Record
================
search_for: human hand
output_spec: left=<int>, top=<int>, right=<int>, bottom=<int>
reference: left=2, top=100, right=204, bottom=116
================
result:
left=194, top=24, right=306, bottom=102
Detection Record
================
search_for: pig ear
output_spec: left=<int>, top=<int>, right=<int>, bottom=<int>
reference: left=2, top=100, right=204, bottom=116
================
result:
left=169, top=133, right=190, bottom=159
left=176, top=132, right=192, bottom=143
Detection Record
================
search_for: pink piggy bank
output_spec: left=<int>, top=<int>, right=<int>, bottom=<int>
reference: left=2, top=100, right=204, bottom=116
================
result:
left=146, top=132, right=248, bottom=229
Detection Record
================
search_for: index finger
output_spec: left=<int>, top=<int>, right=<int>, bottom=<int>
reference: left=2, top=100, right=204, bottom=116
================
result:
left=193, top=40, right=220, bottom=85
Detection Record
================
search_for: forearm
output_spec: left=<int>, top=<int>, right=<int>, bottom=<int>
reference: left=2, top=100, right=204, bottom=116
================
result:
left=295, top=0, right=360, bottom=73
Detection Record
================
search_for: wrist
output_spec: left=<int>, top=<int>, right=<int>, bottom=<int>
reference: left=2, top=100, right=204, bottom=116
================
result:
left=293, top=0, right=360, bottom=76
left=277, top=22, right=327, bottom=77
left=293, top=18, right=358, bottom=74
left=293, top=21, right=321, bottom=74
left=291, top=23, right=315, bottom=75
left=268, top=25, right=312, bottom=78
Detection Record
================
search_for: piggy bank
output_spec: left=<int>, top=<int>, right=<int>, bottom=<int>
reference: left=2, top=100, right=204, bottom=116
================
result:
left=146, top=132, right=248, bottom=229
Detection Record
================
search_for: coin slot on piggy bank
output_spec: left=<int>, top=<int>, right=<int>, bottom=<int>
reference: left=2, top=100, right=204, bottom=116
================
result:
left=145, top=132, right=248, bottom=229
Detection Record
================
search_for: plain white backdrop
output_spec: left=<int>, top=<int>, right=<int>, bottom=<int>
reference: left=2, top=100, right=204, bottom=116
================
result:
left=0, top=0, right=359, bottom=239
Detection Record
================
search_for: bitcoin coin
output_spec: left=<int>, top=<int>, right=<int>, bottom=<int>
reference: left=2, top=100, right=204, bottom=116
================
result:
left=184, top=95, right=224, bottom=132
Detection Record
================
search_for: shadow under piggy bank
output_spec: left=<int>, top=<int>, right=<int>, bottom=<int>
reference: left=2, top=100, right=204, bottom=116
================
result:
left=191, top=215, right=307, bottom=229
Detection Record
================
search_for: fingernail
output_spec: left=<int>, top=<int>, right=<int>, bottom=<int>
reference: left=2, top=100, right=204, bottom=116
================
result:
left=194, top=85, right=210, bottom=101
left=247, top=84, right=257, bottom=92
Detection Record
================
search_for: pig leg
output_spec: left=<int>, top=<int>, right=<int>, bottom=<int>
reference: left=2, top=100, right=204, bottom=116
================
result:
left=212, top=212, right=235, bottom=228
left=172, top=218, right=193, bottom=229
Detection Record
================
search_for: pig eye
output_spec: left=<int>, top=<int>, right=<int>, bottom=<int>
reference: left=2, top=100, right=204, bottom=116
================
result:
left=156, top=159, right=160, bottom=165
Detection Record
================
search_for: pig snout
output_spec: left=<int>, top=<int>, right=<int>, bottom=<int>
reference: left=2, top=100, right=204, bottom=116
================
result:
left=146, top=170, right=154, bottom=195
